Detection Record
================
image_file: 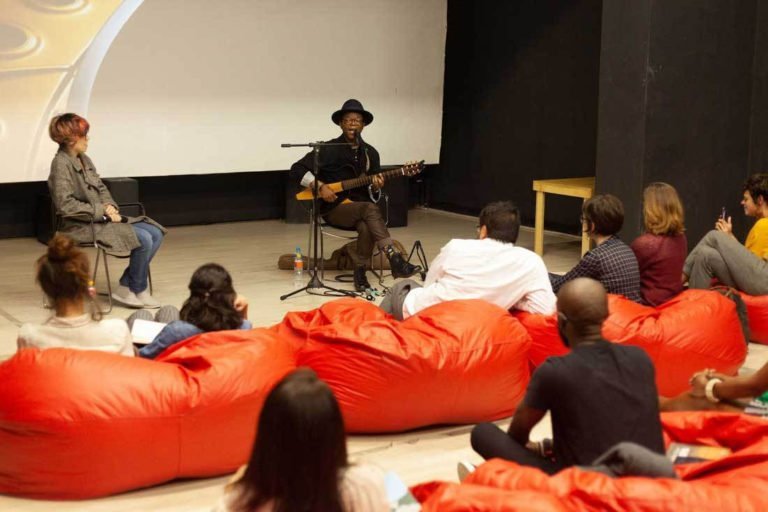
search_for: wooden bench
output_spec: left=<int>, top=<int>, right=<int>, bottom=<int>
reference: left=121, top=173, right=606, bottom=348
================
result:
left=532, top=177, right=595, bottom=256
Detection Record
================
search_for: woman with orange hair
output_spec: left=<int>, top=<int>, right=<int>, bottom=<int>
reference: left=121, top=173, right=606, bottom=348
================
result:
left=630, top=182, right=688, bottom=305
left=48, top=113, right=166, bottom=308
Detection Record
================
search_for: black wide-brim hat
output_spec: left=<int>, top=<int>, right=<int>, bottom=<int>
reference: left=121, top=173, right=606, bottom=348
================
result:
left=331, top=98, right=374, bottom=126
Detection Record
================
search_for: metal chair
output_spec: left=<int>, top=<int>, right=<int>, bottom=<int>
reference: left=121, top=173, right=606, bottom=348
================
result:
left=308, top=194, right=391, bottom=287
left=52, top=202, right=153, bottom=313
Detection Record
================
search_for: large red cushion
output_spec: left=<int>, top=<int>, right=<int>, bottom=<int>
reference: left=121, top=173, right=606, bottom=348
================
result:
left=284, top=298, right=532, bottom=432
left=738, top=292, right=768, bottom=345
left=418, top=412, right=768, bottom=511
left=514, top=290, right=747, bottom=396
left=0, top=329, right=296, bottom=499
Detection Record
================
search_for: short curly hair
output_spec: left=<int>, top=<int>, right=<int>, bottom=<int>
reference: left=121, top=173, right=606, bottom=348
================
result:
left=743, top=174, right=768, bottom=204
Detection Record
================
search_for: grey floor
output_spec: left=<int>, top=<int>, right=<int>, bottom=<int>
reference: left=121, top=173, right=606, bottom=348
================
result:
left=0, top=208, right=764, bottom=511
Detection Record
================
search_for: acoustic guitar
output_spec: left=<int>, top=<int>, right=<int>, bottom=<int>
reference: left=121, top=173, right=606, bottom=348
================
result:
left=295, top=160, right=425, bottom=202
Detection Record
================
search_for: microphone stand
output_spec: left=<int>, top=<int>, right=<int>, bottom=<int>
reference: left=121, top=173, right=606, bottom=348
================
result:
left=280, top=140, right=360, bottom=301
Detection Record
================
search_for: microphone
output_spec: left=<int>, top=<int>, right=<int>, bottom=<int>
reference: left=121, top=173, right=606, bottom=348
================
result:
left=354, top=129, right=362, bottom=147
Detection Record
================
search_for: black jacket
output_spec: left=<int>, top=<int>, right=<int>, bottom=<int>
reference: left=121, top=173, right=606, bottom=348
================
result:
left=289, top=134, right=381, bottom=213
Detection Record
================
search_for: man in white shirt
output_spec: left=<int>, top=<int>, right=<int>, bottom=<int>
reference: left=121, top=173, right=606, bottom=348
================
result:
left=381, top=201, right=556, bottom=320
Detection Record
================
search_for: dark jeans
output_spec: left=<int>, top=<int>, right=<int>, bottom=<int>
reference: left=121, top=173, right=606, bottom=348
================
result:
left=471, top=424, right=677, bottom=479
left=323, top=201, right=392, bottom=264
left=470, top=422, right=563, bottom=475
left=119, top=222, right=164, bottom=293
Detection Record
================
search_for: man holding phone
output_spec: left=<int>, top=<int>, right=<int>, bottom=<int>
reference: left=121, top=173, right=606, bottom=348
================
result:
left=683, top=174, right=768, bottom=294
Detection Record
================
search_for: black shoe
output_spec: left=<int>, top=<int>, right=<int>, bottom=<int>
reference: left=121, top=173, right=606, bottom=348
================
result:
left=387, top=251, right=421, bottom=279
left=353, top=265, right=371, bottom=292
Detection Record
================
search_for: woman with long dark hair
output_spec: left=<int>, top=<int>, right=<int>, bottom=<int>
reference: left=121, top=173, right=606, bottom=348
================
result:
left=17, top=234, right=134, bottom=355
left=214, top=369, right=388, bottom=512
left=131, top=263, right=251, bottom=358
left=48, top=113, right=166, bottom=309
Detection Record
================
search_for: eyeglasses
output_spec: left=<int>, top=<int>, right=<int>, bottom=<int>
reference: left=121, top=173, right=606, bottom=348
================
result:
left=341, top=117, right=364, bottom=125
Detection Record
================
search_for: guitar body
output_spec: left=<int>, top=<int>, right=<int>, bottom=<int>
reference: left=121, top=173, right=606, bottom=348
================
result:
left=296, top=182, right=344, bottom=201
left=295, top=160, right=425, bottom=207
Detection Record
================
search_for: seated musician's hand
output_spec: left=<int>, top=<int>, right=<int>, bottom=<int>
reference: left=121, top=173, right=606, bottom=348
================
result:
left=371, top=174, right=385, bottom=190
left=319, top=184, right=337, bottom=202
left=104, top=204, right=119, bottom=216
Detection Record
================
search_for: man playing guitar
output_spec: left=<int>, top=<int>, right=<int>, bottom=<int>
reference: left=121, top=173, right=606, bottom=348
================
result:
left=289, top=99, right=420, bottom=291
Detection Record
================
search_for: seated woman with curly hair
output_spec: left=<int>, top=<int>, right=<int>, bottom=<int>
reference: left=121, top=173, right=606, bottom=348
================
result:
left=18, top=234, right=134, bottom=356
left=129, top=263, right=251, bottom=359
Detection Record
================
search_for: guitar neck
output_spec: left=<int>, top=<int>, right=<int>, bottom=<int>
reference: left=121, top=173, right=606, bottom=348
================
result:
left=340, top=167, right=407, bottom=192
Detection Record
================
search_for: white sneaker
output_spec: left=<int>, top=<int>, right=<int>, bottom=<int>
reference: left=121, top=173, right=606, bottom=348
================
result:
left=136, top=290, right=161, bottom=309
left=457, top=460, right=476, bottom=482
left=112, top=286, right=144, bottom=308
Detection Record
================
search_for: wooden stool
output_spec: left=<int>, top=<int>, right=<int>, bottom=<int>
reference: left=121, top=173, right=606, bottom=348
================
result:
left=532, top=177, right=595, bottom=256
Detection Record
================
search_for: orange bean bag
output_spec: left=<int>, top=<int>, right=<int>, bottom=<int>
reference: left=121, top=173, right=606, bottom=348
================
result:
left=0, top=298, right=534, bottom=498
left=738, top=292, right=768, bottom=344
left=417, top=412, right=768, bottom=511
left=513, top=290, right=747, bottom=396
left=282, top=298, right=533, bottom=432
left=0, top=328, right=296, bottom=499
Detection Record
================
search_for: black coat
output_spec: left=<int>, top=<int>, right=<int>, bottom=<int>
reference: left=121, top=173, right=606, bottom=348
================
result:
left=289, top=134, right=381, bottom=213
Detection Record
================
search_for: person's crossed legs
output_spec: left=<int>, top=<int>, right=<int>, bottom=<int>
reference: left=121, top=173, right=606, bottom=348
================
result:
left=470, top=422, right=563, bottom=475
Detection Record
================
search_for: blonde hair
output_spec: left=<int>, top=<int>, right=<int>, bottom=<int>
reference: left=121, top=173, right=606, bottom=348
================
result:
left=642, top=182, right=685, bottom=235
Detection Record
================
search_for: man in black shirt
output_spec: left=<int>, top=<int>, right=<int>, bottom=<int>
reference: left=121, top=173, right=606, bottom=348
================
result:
left=470, top=277, right=665, bottom=474
left=289, top=99, right=419, bottom=291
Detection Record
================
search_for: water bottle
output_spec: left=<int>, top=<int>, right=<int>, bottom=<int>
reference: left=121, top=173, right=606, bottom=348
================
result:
left=293, top=246, right=304, bottom=288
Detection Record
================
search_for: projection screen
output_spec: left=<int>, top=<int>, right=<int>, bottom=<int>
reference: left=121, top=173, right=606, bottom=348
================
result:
left=0, top=0, right=446, bottom=182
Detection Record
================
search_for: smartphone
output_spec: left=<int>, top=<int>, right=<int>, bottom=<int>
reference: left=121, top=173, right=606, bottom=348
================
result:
left=720, top=207, right=727, bottom=220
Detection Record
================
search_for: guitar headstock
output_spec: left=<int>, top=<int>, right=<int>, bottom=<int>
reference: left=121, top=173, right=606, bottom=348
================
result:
left=403, top=160, right=426, bottom=176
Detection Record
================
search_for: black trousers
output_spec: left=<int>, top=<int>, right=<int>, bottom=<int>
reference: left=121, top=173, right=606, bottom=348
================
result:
left=323, top=201, right=393, bottom=264
left=470, top=423, right=564, bottom=475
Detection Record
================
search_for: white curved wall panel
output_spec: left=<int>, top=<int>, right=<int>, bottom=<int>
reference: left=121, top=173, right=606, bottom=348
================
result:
left=1, top=0, right=446, bottom=182
left=0, top=0, right=142, bottom=182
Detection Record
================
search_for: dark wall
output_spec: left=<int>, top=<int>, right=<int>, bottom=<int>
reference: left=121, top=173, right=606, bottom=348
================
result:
left=0, top=167, right=421, bottom=239
left=137, top=171, right=285, bottom=226
left=433, top=0, right=603, bottom=232
left=0, top=182, right=49, bottom=238
left=598, top=0, right=765, bottom=244
left=750, top=0, right=768, bottom=174
left=0, top=172, right=286, bottom=240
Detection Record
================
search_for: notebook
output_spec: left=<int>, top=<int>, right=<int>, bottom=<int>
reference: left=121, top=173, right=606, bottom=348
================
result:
left=667, top=442, right=732, bottom=464
left=130, top=319, right=166, bottom=345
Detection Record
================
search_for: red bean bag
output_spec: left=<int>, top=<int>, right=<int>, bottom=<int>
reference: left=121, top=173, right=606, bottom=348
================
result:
left=280, top=298, right=532, bottom=432
left=0, top=328, right=296, bottom=499
left=417, top=412, right=768, bottom=511
left=513, top=290, right=747, bottom=396
left=738, top=292, right=768, bottom=344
